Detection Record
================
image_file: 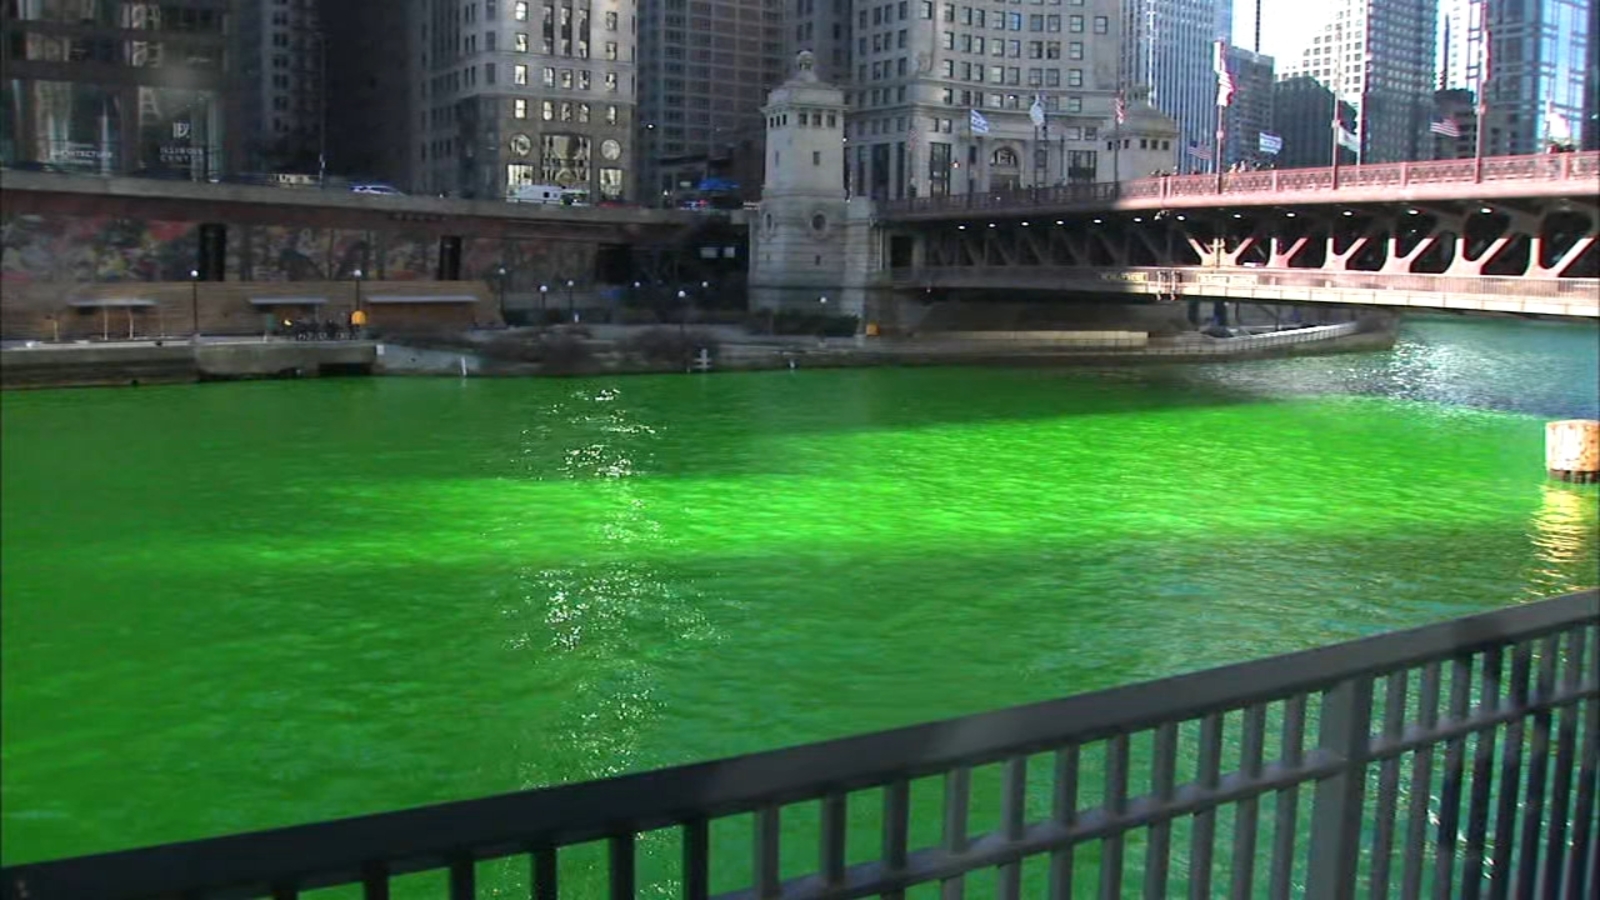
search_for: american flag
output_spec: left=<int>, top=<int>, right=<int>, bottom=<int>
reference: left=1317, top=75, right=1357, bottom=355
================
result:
left=1429, top=117, right=1462, bottom=138
left=1186, top=140, right=1212, bottom=161
left=1114, top=91, right=1127, bottom=124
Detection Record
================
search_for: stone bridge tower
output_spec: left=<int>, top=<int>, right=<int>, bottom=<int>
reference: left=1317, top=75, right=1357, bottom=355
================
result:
left=748, top=52, right=868, bottom=316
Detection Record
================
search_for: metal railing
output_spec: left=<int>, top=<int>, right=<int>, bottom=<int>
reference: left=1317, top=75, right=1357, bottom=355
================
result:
left=895, top=266, right=1600, bottom=305
left=2, top=591, right=1596, bottom=900
left=878, top=151, right=1600, bottom=218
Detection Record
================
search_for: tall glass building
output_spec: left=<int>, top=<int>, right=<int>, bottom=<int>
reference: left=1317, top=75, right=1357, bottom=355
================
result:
left=1119, top=0, right=1232, bottom=173
left=1, top=0, right=234, bottom=177
left=1479, top=0, right=1590, bottom=154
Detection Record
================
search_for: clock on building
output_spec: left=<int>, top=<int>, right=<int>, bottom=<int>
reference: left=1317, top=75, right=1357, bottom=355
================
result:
left=601, top=139, right=622, bottom=161
left=509, top=134, right=532, bottom=157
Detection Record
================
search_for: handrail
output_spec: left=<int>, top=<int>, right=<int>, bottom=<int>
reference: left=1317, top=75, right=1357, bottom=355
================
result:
left=878, top=150, right=1600, bottom=218
left=3, top=590, right=1595, bottom=900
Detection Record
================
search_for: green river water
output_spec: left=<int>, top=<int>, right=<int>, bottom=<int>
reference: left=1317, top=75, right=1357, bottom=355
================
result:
left=2, top=315, right=1597, bottom=896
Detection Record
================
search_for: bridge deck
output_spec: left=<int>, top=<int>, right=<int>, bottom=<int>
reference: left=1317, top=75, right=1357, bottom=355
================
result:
left=880, top=152, right=1600, bottom=220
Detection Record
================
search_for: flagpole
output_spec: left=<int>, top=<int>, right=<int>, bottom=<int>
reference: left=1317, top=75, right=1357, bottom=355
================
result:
left=1330, top=85, right=1341, bottom=189
left=1474, top=15, right=1489, bottom=182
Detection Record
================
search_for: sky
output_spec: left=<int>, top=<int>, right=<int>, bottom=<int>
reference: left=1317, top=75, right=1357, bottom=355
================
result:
left=1230, top=0, right=1326, bottom=66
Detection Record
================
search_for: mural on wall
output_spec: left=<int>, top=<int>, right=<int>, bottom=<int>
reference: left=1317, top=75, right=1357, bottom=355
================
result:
left=2, top=214, right=197, bottom=282
left=3, top=212, right=626, bottom=287
left=466, top=237, right=597, bottom=293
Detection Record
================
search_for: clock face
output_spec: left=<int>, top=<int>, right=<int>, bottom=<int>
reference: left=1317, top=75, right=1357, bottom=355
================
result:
left=509, top=134, right=532, bottom=156
left=601, top=139, right=622, bottom=161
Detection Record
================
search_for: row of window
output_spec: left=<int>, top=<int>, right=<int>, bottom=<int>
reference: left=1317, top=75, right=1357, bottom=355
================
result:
left=512, top=98, right=624, bottom=124
left=939, top=90, right=1089, bottom=113
left=943, top=61, right=1086, bottom=86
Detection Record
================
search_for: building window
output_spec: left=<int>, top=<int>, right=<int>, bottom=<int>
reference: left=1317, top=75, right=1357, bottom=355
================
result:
left=543, top=100, right=555, bottom=120
left=578, top=102, right=590, bottom=123
left=578, top=70, right=590, bottom=90
left=605, top=72, right=618, bottom=91
left=486, top=63, right=496, bottom=84
left=1068, top=15, right=1082, bottom=32
left=514, top=98, right=528, bottom=118
left=605, top=11, right=618, bottom=30
left=1069, top=41, right=1082, bottom=60
left=514, top=1, right=528, bottom=21
left=921, top=1, right=933, bottom=18
left=515, top=32, right=528, bottom=51
left=541, top=134, right=590, bottom=186
left=606, top=104, right=619, bottom=124
left=605, top=41, right=617, bottom=60
left=1093, top=16, right=1107, bottom=34
left=560, top=69, right=572, bottom=88
left=514, top=64, right=529, bottom=84
left=1067, top=68, right=1081, bottom=86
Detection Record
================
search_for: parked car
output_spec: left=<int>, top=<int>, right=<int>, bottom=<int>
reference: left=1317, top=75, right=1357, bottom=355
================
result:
left=350, top=183, right=405, bottom=196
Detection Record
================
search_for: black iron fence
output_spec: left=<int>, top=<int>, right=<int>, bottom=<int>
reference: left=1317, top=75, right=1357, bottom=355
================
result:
left=3, top=590, right=1595, bottom=900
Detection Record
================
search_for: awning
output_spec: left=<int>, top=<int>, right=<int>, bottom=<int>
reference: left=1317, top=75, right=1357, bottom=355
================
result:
left=248, top=296, right=328, bottom=307
left=365, top=295, right=479, bottom=305
left=67, top=298, right=157, bottom=308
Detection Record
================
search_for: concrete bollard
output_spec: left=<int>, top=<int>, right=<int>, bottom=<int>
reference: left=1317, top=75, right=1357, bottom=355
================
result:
left=1545, top=420, right=1600, bottom=483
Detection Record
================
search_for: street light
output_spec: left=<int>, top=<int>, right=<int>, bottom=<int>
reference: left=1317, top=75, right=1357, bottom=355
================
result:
left=189, top=268, right=200, bottom=341
left=353, top=267, right=364, bottom=311
left=565, top=278, right=575, bottom=322
left=676, top=289, right=688, bottom=337
left=495, top=265, right=508, bottom=325
left=539, top=283, right=549, bottom=323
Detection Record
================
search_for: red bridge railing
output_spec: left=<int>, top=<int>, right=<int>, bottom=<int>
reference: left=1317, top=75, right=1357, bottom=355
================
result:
left=878, top=151, right=1600, bottom=219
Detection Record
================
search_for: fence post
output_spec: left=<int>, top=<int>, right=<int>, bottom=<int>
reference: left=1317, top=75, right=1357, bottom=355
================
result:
left=1305, top=676, right=1376, bottom=900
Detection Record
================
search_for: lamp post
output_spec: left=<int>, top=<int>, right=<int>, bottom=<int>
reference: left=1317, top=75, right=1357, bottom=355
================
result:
left=565, top=279, right=575, bottom=322
left=189, top=268, right=200, bottom=341
left=539, top=284, right=549, bottom=323
left=676, top=289, right=688, bottom=337
left=353, top=267, right=364, bottom=310
left=495, top=265, right=508, bottom=325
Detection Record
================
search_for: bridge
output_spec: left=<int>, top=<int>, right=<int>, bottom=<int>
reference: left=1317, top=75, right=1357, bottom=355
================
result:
left=2, top=591, right=1594, bottom=900
left=872, top=152, right=1600, bottom=318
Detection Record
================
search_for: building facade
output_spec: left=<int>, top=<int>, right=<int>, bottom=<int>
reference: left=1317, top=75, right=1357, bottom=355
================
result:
left=1272, top=74, right=1356, bottom=169
left=1, top=0, right=236, bottom=177
left=324, top=0, right=419, bottom=187
left=637, top=0, right=786, bottom=204
left=1279, top=0, right=1437, bottom=164
left=1438, top=0, right=1486, bottom=93
left=236, top=0, right=323, bottom=175
left=1221, top=45, right=1272, bottom=167
left=326, top=0, right=637, bottom=200
left=786, top=0, right=853, bottom=83
left=1119, top=0, right=1232, bottom=173
left=1480, top=0, right=1590, bottom=155
left=1586, top=0, right=1599, bottom=150
left=839, top=0, right=1124, bottom=201
left=428, top=0, right=639, bottom=200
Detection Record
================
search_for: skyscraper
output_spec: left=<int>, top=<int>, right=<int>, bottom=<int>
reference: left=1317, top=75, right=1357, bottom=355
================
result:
left=236, top=0, right=324, bottom=175
left=1272, top=74, right=1356, bottom=169
left=1479, top=0, right=1590, bottom=155
left=1586, top=0, right=1599, bottom=150
left=0, top=1, right=235, bottom=177
left=328, top=0, right=638, bottom=201
left=1437, top=0, right=1486, bottom=93
left=1279, top=0, right=1437, bottom=163
left=787, top=0, right=855, bottom=83
left=1222, top=45, right=1273, bottom=167
left=1119, top=0, right=1232, bottom=172
left=636, top=0, right=786, bottom=204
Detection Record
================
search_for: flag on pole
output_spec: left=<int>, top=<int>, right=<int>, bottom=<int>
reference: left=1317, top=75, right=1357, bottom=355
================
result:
left=1258, top=132, right=1283, bottom=155
left=1429, top=117, right=1462, bottom=138
left=1213, top=40, right=1235, bottom=108
left=1477, top=26, right=1491, bottom=115
left=969, top=108, right=990, bottom=135
left=1186, top=140, right=1212, bottom=161
left=1545, top=98, right=1573, bottom=144
left=1333, top=121, right=1360, bottom=152
left=1029, top=95, right=1046, bottom=128
left=1114, top=91, right=1127, bottom=125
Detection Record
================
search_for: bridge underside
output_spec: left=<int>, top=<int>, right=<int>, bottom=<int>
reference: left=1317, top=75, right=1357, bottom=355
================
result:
left=887, top=195, right=1600, bottom=317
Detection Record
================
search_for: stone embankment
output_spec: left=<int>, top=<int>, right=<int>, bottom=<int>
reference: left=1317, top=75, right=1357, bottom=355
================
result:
left=1, top=320, right=1392, bottom=389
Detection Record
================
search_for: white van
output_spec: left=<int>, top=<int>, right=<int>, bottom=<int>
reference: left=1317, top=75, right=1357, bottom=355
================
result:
left=509, top=184, right=588, bottom=206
